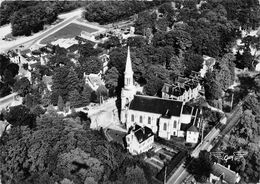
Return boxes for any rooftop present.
[129,95,183,117]
[132,124,153,143]
[212,163,240,184]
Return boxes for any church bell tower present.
[121,47,136,123]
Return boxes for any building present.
[161,77,202,102]
[121,47,200,149]
[84,73,105,91]
[210,163,241,184]
[126,124,154,155]
[126,95,200,141]
[121,47,141,123]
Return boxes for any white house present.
[126,124,154,155]
[186,125,199,144]
[84,73,105,91]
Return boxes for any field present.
[40,23,97,44]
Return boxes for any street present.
[166,100,244,184]
[0,8,83,52]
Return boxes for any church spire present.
[125,46,133,75]
[124,46,134,89]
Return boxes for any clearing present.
[40,23,97,44]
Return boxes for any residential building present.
[84,73,105,91]
[200,55,216,77]
[185,125,199,144]
[210,163,241,184]
[126,124,154,155]
[161,77,202,102]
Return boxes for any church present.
[121,47,200,154]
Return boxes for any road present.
[0,9,83,53]
[166,100,244,184]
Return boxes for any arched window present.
[163,123,167,131]
[131,114,134,122]
[173,121,177,128]
[148,117,151,124]
[140,116,143,123]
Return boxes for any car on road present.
[19,45,24,48]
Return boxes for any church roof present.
[129,95,183,117]
[124,46,133,75]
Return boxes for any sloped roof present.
[133,125,153,143]
[212,163,240,184]
[129,95,183,117]
[182,105,193,114]
[187,125,199,132]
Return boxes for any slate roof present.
[187,125,199,132]
[129,95,183,117]
[212,163,240,184]
[182,105,193,114]
[133,125,153,143]
[172,86,186,97]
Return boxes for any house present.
[185,125,199,144]
[126,124,154,155]
[161,77,202,102]
[98,51,110,74]
[210,163,241,184]
[84,73,105,91]
[200,55,216,78]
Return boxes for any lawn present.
[40,23,97,44]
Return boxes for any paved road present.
[166,101,244,184]
[1,9,82,53]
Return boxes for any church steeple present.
[125,46,133,75]
[124,46,134,89]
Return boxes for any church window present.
[131,114,134,122]
[148,117,151,124]
[163,123,167,131]
[140,116,143,123]
[173,121,177,128]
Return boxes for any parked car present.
[83,107,89,111]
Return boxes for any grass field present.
[40,23,97,44]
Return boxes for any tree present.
[69,89,81,108]
[4,105,36,128]
[144,65,170,96]
[80,56,102,75]
[184,52,203,75]
[58,95,64,111]
[123,166,147,184]
[204,71,223,100]
[127,36,147,48]
[100,36,121,50]
[81,84,92,106]
[13,77,31,97]
[31,105,46,117]
[96,85,108,103]
[185,150,213,182]
[51,66,70,105]
[103,67,119,95]
[66,67,80,92]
